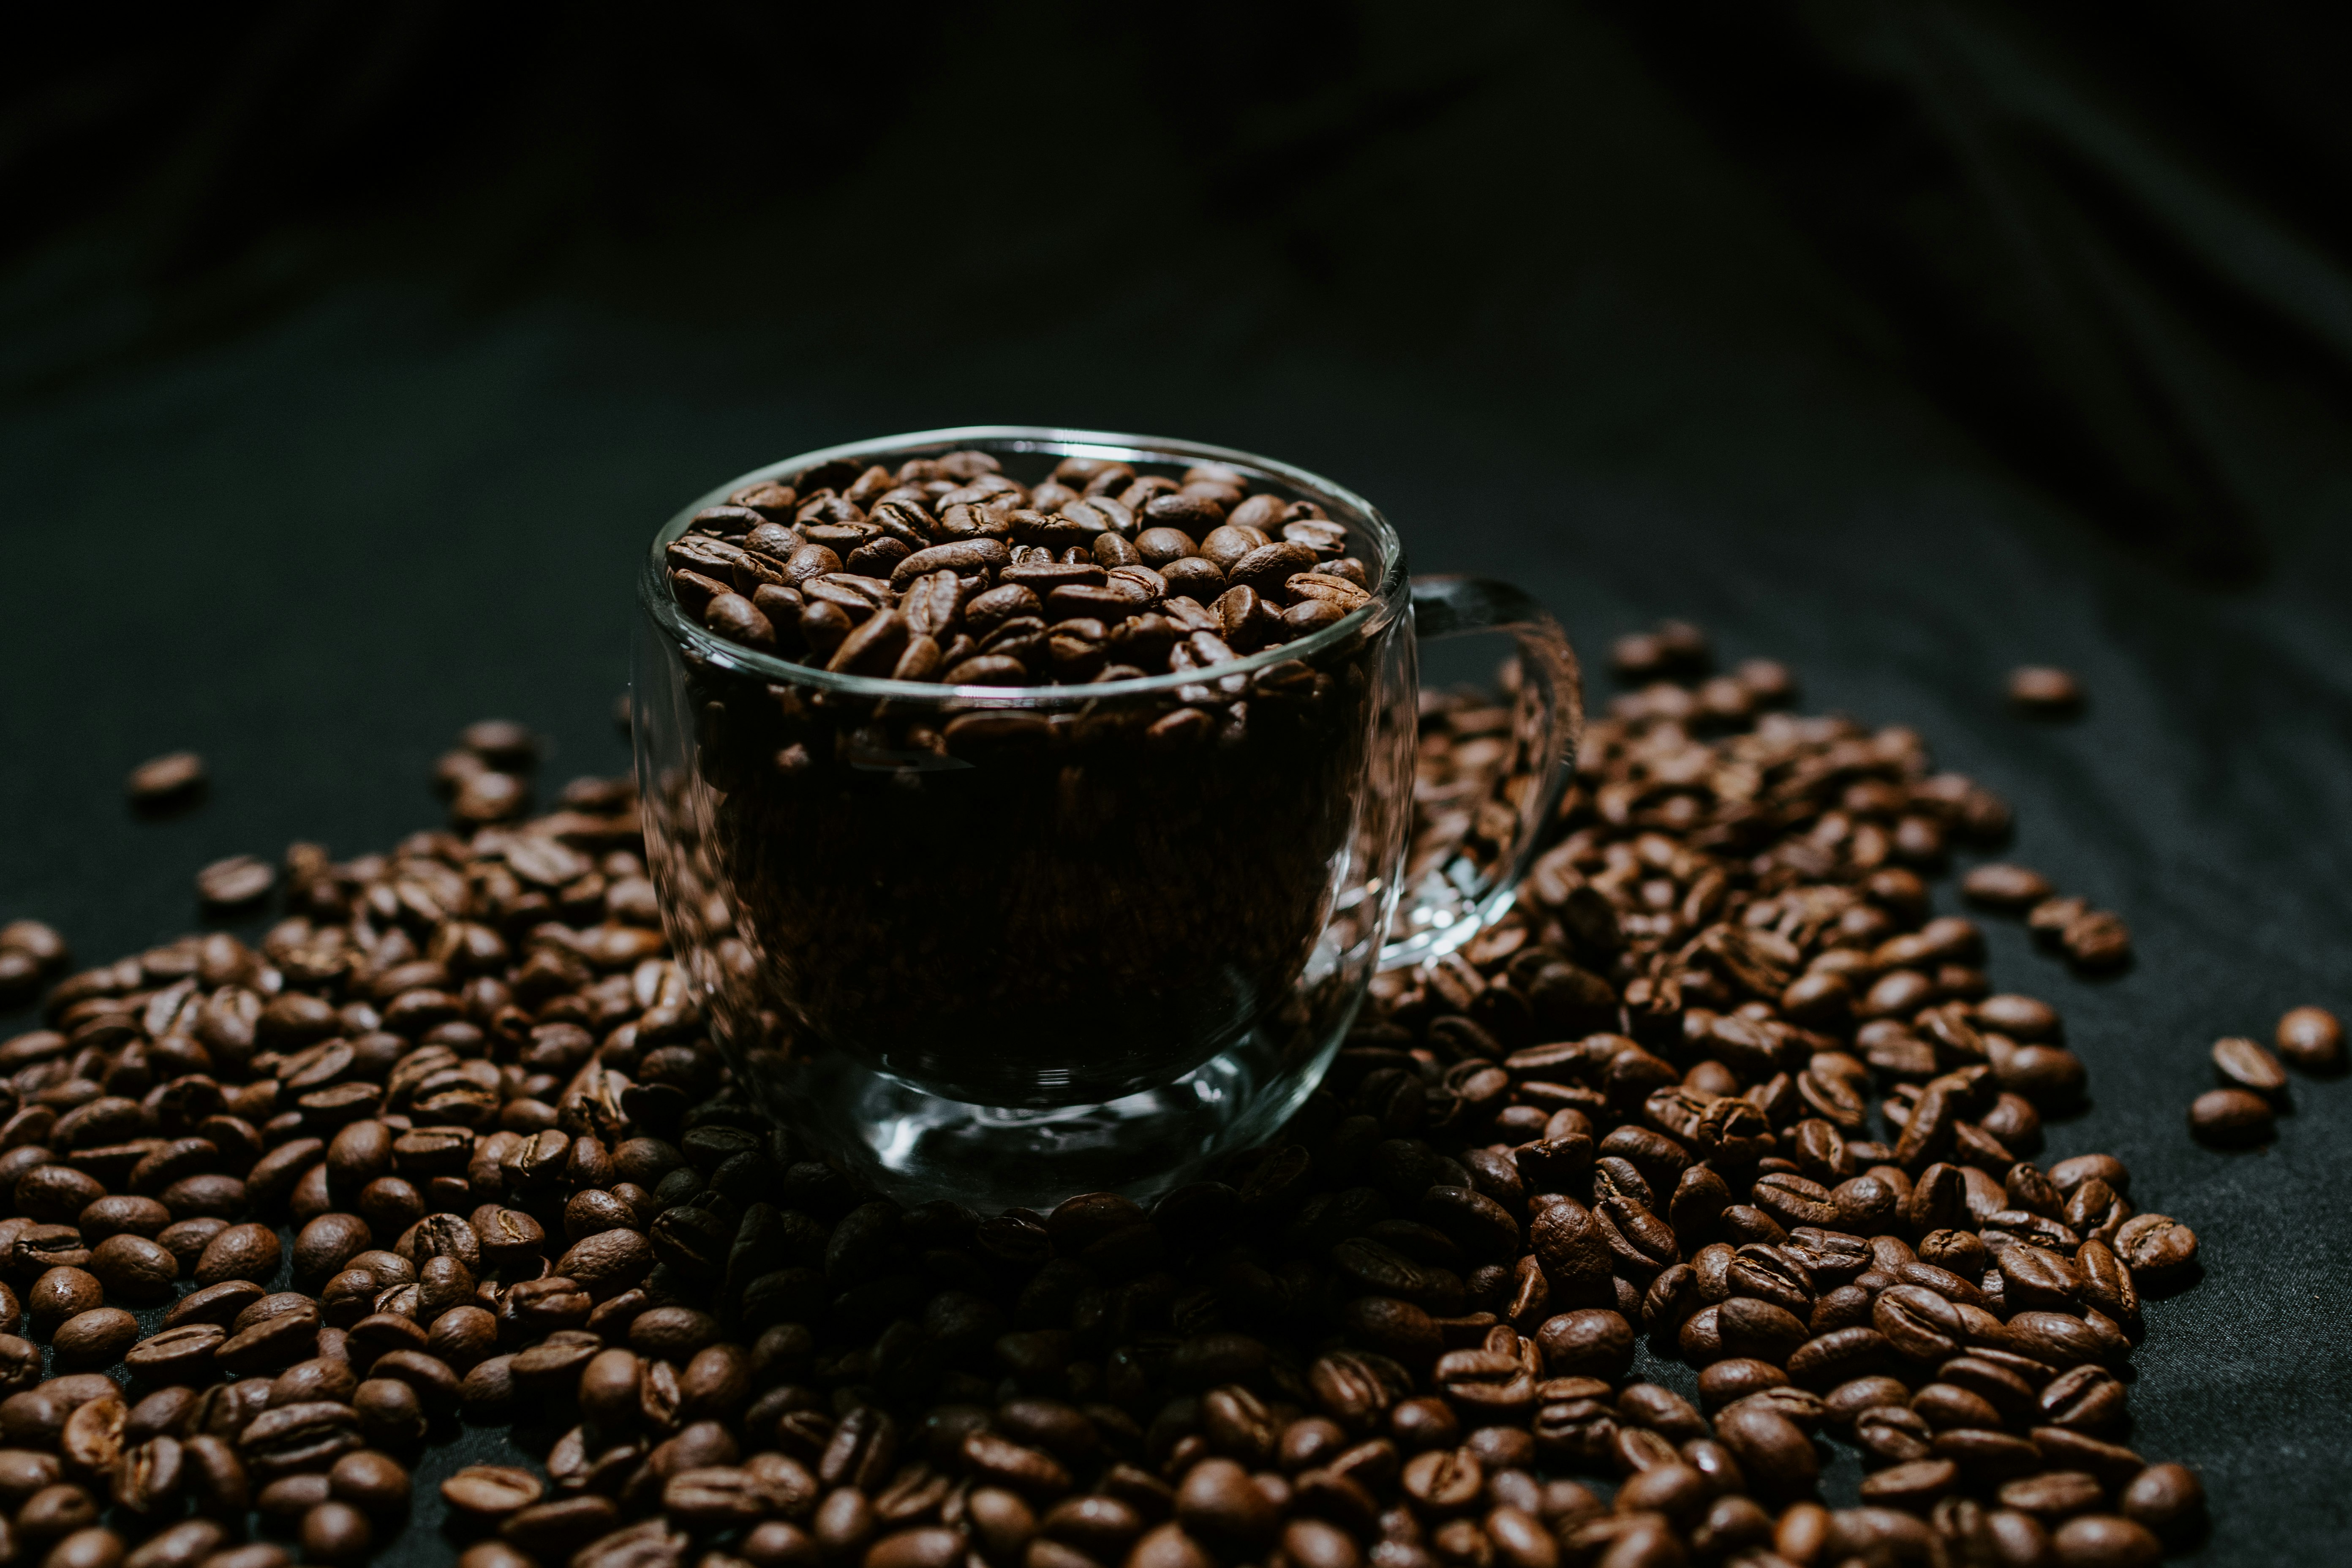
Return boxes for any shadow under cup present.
[633,427,1574,1211]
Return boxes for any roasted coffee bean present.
[127,753,207,810]
[7,609,2241,1567]
[1961,864,2052,910]
[300,1500,373,1564]
[2275,1006,2344,1073]
[240,1401,363,1478]
[2118,1462,2205,1546]
[1533,1311,1632,1381]
[2188,1088,2273,1147]
[2006,666,2081,712]
[1713,1403,1816,1495]
[2050,1514,2162,1568]
[442,1463,545,1520]
[262,1478,335,1526]
[194,1224,281,1285]
[27,1267,104,1332]
[196,856,276,909]
[2209,1036,2288,1098]
[86,1235,177,1304]
[53,1308,140,1367]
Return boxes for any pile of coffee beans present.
[0,621,2244,1568]
[665,452,1375,683]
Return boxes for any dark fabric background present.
[3,3,2348,1560]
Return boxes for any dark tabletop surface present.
[5,3,2351,1560]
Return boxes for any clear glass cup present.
[632,426,1579,1210]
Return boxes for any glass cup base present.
[735,1021,1348,1213]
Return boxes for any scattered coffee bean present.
[126,752,207,810]
[2061,909,2132,969]
[194,856,276,909]
[2008,666,2083,713]
[2275,1006,2344,1074]
[0,613,2238,1568]
[1961,863,2053,910]
[2188,1088,2273,1148]
[2210,1037,2288,1098]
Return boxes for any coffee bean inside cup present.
[668,452,1375,684]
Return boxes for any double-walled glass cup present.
[633,427,1578,1211]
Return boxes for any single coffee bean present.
[301,1499,373,1564]
[327,1449,411,1519]
[2007,666,2082,712]
[196,857,276,909]
[2275,1006,2345,1073]
[195,1223,282,1285]
[2210,1037,2289,1097]
[86,1235,177,1304]
[2049,1514,2161,1568]
[441,1465,544,1519]
[1961,863,2053,910]
[2118,1462,2205,1547]
[1712,1403,1816,1495]
[26,1267,104,1332]
[2187,1088,2273,1147]
[127,753,208,810]
[52,1308,140,1367]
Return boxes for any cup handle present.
[1380,574,1584,970]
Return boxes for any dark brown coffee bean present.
[216,1303,324,1379]
[2117,1462,2204,1547]
[127,753,207,810]
[2188,1088,2272,1147]
[174,1432,246,1520]
[238,1401,362,1479]
[194,1224,280,1285]
[1961,864,2053,910]
[27,1266,103,1332]
[441,1465,543,1519]
[250,1459,327,1522]
[1712,1403,1815,1495]
[1873,1284,1965,1362]
[300,1500,373,1564]
[196,857,275,909]
[556,1228,653,1300]
[270,1359,359,1410]
[52,1308,139,1367]
[167,1279,267,1329]
[85,1236,177,1304]
[1390,1396,1462,1453]
[38,1526,122,1568]
[77,1194,172,1242]
[2209,1036,2288,1097]
[2275,1006,2345,1073]
[117,1518,220,1568]
[2050,1514,2161,1568]
[122,1323,224,1385]
[292,1214,372,1282]
[1395,1446,1481,1516]
[15,1166,105,1225]
[2007,667,2082,712]
[1533,1311,1631,1380]
[1993,1244,2085,1310]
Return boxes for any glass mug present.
[632,427,1579,1211]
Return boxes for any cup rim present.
[640,424,1409,703]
